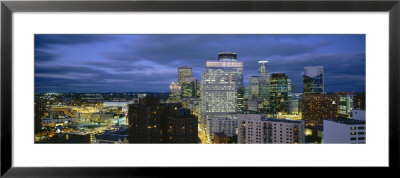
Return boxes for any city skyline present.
[35,34,365,93]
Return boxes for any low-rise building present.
[323,118,366,144]
[238,114,305,144]
[351,109,366,121]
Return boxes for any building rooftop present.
[325,118,365,125]
[264,118,303,124]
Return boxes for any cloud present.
[34,34,365,92]
[35,34,119,49]
[35,50,58,63]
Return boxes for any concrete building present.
[128,98,198,143]
[238,114,305,144]
[323,118,366,144]
[206,118,237,141]
[351,109,366,121]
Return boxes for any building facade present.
[338,92,354,118]
[238,114,305,144]
[181,77,200,98]
[200,52,243,142]
[168,82,182,103]
[302,93,339,126]
[303,66,324,93]
[323,118,366,144]
[128,97,198,143]
[178,66,192,84]
[269,73,292,115]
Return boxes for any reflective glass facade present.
[269,73,291,115]
[303,66,324,93]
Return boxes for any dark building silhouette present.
[128,97,198,143]
[353,92,366,110]
[34,97,48,134]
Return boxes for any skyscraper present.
[269,73,292,115]
[178,66,192,84]
[181,77,200,98]
[201,52,243,142]
[303,66,324,93]
[257,61,270,113]
[250,76,260,98]
[258,61,269,76]
[337,92,354,118]
[168,82,182,103]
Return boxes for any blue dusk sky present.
[34,34,365,93]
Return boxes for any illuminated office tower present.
[201,52,243,141]
[289,93,302,115]
[258,61,270,113]
[269,73,292,115]
[250,76,260,99]
[302,93,339,126]
[181,77,201,98]
[178,66,192,84]
[337,92,354,118]
[168,82,182,103]
[258,61,268,76]
[303,66,324,93]
[218,52,237,61]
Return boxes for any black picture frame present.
[1,0,399,177]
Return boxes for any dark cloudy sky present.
[34,34,365,93]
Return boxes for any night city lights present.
[34,34,366,144]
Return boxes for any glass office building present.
[257,61,270,113]
[269,73,292,115]
[303,66,324,93]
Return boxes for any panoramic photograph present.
[34,34,366,144]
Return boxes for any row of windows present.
[350,126,365,130]
[350,132,365,135]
